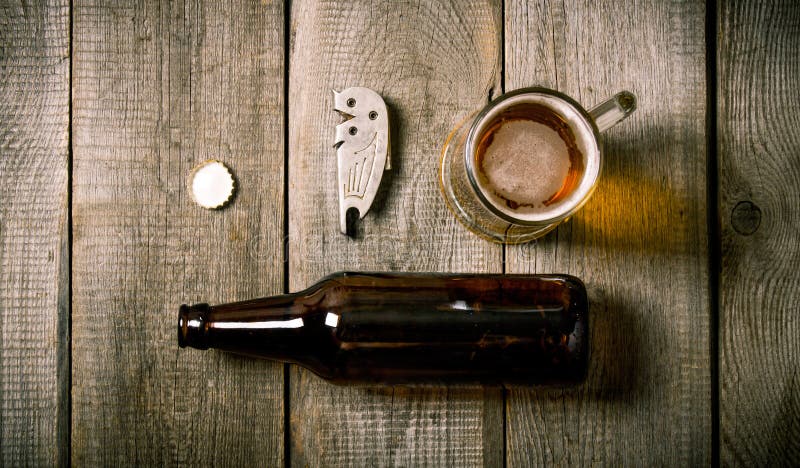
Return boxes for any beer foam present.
[479,119,570,210]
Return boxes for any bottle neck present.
[177,293,327,363]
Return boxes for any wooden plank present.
[72,0,285,465]
[504,0,710,464]
[718,1,800,464]
[0,1,70,466]
[287,0,504,465]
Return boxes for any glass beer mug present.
[439,87,636,244]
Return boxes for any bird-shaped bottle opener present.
[333,87,390,235]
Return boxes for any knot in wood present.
[731,201,761,236]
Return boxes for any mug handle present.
[589,91,637,132]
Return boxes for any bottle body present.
[178,272,589,385]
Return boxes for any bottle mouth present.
[178,304,211,350]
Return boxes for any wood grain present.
[0,1,70,465]
[287,0,503,465]
[72,0,285,465]
[504,0,711,464]
[718,1,800,464]
[6,1,797,463]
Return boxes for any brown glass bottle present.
[178,272,588,385]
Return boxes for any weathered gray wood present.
[0,1,70,465]
[718,1,800,464]
[287,0,504,465]
[504,0,710,464]
[72,0,285,465]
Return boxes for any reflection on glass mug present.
[439,87,636,244]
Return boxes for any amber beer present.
[439,87,636,243]
[178,272,589,385]
[474,102,585,215]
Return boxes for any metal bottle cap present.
[189,160,236,209]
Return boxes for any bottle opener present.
[333,87,390,235]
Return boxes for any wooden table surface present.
[2,0,798,466]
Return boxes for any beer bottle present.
[178,272,588,385]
